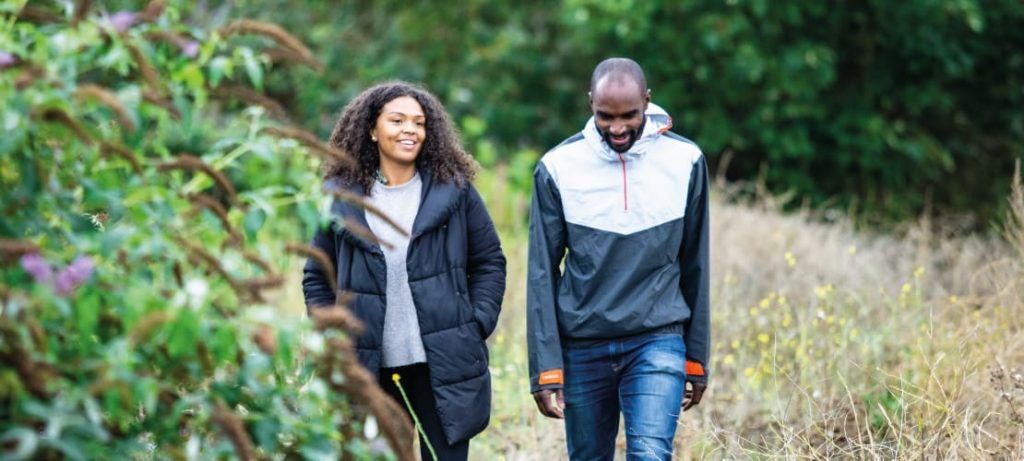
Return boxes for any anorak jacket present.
[527,103,710,392]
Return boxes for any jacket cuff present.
[530,368,564,393]
[686,360,708,383]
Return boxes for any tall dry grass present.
[275,167,1024,459]
[470,170,1024,460]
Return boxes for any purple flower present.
[54,256,95,296]
[110,11,138,33]
[20,253,53,284]
[181,40,200,59]
[0,51,15,69]
[21,253,94,297]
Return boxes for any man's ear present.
[587,91,593,107]
[644,88,652,106]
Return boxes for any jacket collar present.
[324,170,464,252]
[581,102,673,162]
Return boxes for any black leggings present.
[379,363,470,461]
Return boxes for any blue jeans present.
[563,332,686,461]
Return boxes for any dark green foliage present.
[232,0,1024,225]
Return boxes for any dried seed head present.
[144,30,193,52]
[211,402,257,461]
[174,237,243,297]
[241,250,274,275]
[327,188,409,239]
[261,46,324,73]
[0,239,40,258]
[128,311,170,345]
[218,19,315,65]
[100,142,143,174]
[210,85,288,119]
[253,324,277,355]
[320,336,416,459]
[142,90,182,119]
[237,275,285,302]
[341,217,394,251]
[18,7,62,24]
[139,0,166,22]
[157,154,238,204]
[124,41,162,90]
[75,84,135,132]
[285,242,337,295]
[309,303,365,334]
[262,126,353,167]
[34,108,94,145]
[72,0,94,26]
[0,320,52,399]
[185,193,243,246]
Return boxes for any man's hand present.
[682,381,706,411]
[532,389,565,419]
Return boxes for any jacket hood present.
[582,102,673,161]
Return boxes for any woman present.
[302,81,506,460]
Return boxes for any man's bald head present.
[590,57,647,95]
[588,58,650,153]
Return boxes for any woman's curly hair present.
[325,81,477,193]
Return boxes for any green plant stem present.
[392,373,437,461]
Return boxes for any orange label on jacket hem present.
[538,369,563,385]
[686,360,705,376]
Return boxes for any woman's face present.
[371,96,426,167]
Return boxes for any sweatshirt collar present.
[581,102,673,161]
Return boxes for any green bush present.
[0,2,411,459]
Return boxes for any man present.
[527,57,710,460]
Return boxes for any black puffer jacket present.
[302,171,506,444]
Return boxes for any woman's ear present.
[369,129,377,143]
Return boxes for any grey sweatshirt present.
[366,173,427,367]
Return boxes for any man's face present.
[590,78,650,153]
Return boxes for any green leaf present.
[0,427,38,460]
[210,324,238,364]
[243,207,267,240]
[209,56,234,87]
[238,48,263,91]
[75,290,101,344]
[167,308,200,359]
[176,63,206,93]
